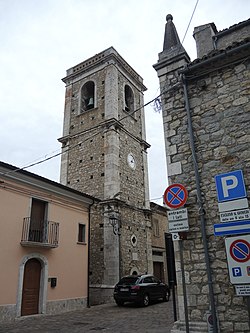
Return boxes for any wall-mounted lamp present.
[109,214,120,235]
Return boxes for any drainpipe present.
[87,200,95,308]
[181,73,219,333]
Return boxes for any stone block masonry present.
[154,15,250,333]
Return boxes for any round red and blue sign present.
[229,239,250,263]
[163,183,188,209]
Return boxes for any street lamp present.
[109,214,120,235]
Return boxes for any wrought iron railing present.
[21,217,59,248]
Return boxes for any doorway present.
[29,199,47,242]
[153,261,165,282]
[21,258,41,316]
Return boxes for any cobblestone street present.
[0,301,174,333]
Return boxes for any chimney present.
[193,23,217,58]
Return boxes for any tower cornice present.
[62,46,147,92]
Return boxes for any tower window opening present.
[124,85,134,113]
[81,81,95,112]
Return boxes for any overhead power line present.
[1,0,200,177]
[181,0,200,44]
[1,82,182,177]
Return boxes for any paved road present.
[0,301,174,333]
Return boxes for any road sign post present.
[164,183,189,332]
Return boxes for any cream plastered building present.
[0,161,97,321]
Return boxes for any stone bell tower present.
[59,47,152,303]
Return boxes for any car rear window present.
[118,277,138,285]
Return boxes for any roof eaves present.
[214,18,250,38]
[181,37,250,75]
[0,161,100,204]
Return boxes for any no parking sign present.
[163,183,188,209]
[225,235,250,284]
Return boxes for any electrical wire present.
[1,0,200,177]
[1,127,102,176]
[181,0,200,44]
[1,0,200,178]
[0,83,181,177]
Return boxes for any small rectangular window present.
[78,224,86,243]
[153,218,160,237]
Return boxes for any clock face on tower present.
[127,153,136,170]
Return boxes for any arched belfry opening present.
[81,81,95,112]
[124,84,134,113]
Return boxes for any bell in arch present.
[125,100,130,112]
[87,97,94,108]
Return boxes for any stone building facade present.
[59,47,153,304]
[154,15,250,333]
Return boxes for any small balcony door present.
[29,199,47,242]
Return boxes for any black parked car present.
[113,274,170,307]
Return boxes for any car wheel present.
[115,300,124,306]
[141,293,150,307]
[163,290,170,302]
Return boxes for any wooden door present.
[153,261,164,282]
[21,259,41,316]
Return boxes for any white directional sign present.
[171,233,180,241]
[169,219,189,233]
[218,198,249,213]
[167,208,188,221]
[168,208,189,233]
[225,235,250,284]
[220,209,250,223]
[214,220,250,236]
[235,285,250,296]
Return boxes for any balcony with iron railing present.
[21,217,59,248]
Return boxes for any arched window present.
[80,81,95,112]
[124,85,134,113]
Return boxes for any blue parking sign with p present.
[215,170,246,202]
[232,267,242,277]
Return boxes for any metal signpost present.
[164,183,189,333]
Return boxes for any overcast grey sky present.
[0,0,249,204]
